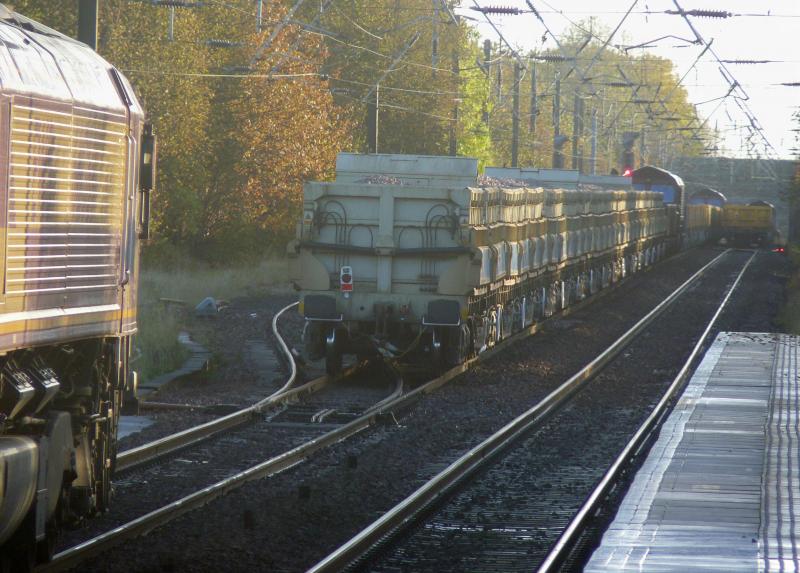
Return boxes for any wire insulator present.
[150,0,205,6]
[533,54,573,62]
[722,59,771,64]
[666,9,731,18]
[223,65,253,74]
[204,39,243,48]
[469,5,522,15]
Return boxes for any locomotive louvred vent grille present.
[7,102,127,295]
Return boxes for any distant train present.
[289,155,701,374]
[636,173,780,248]
[687,185,726,208]
[0,8,154,567]
[721,201,777,247]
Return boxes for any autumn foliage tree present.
[12,0,353,260]
[11,1,709,261]
[204,7,352,255]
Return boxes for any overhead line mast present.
[77,0,98,49]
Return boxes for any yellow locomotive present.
[721,201,777,247]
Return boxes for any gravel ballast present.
[72,248,788,572]
[364,250,781,572]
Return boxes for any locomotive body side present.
[0,10,150,565]
[290,154,669,373]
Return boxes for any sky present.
[454,0,800,159]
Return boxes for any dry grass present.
[140,259,290,305]
[135,259,290,382]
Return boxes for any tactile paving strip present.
[760,333,800,571]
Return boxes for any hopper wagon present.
[288,154,667,374]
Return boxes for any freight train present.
[289,154,681,374]
[684,182,779,247]
[720,201,777,247]
[0,8,153,567]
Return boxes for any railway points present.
[46,249,729,572]
[309,250,754,573]
[42,248,788,573]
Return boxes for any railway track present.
[44,365,402,571]
[308,249,755,573]
[116,301,329,473]
[535,250,760,573]
[42,249,728,572]
[116,249,706,479]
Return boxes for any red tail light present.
[340,266,353,292]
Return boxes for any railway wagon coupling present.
[289,154,677,375]
[0,8,155,569]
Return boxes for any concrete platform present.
[586,332,800,572]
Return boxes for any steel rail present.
[116,301,329,473]
[43,354,405,572]
[363,366,404,417]
[306,249,732,573]
[44,249,714,572]
[536,250,757,573]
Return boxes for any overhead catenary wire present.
[470,0,793,159]
[122,69,324,78]
[470,0,527,70]
[130,0,789,161]
[248,0,305,67]
[670,0,780,159]
[128,0,462,107]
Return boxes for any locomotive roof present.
[0,4,141,113]
[631,165,685,188]
[0,4,81,44]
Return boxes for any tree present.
[11,0,353,258]
[8,3,713,259]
